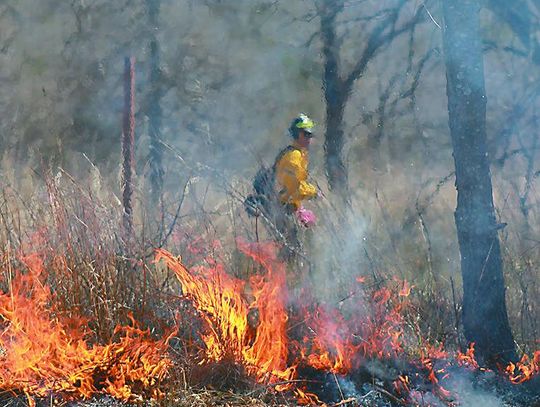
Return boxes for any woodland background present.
[0,0,539,356]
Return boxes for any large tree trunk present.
[318,0,418,201]
[442,0,516,364]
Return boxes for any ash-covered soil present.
[67,397,146,407]
[2,374,539,407]
[0,396,146,407]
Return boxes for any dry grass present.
[0,162,537,405]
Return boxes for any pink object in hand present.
[296,207,316,227]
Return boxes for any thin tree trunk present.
[319,0,349,200]
[122,57,136,237]
[324,100,348,196]
[441,0,516,364]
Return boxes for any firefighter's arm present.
[297,180,318,200]
[277,150,317,203]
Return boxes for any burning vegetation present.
[0,225,538,406]
[0,253,173,406]
[0,171,537,406]
[2,1,539,406]
[155,240,539,406]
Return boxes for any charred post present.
[147,0,164,202]
[122,56,136,237]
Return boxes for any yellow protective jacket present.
[274,143,317,210]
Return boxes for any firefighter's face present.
[297,130,313,148]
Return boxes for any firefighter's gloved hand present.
[296,207,316,227]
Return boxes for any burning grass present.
[155,240,296,390]
[156,240,540,406]
[0,252,173,406]
[0,230,538,406]
[0,174,538,406]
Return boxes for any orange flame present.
[294,387,322,405]
[457,343,479,369]
[157,239,540,403]
[393,374,410,396]
[358,285,408,359]
[155,241,296,388]
[398,280,413,297]
[454,342,540,384]
[157,242,420,388]
[0,254,172,404]
[505,351,540,384]
[301,306,359,374]
[421,357,452,399]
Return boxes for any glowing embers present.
[0,254,172,405]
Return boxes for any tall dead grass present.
[0,158,537,362]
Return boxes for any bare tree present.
[442,0,516,364]
[315,0,423,200]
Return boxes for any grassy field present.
[0,165,538,406]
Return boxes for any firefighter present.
[246,114,319,328]
[275,113,318,217]
[244,113,319,257]
[273,113,318,261]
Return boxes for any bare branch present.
[493,82,540,167]
[421,1,441,29]
[337,8,395,26]
[343,1,423,92]
[159,175,193,248]
[399,47,437,100]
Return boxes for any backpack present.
[244,145,299,217]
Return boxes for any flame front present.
[0,254,172,404]
[156,242,421,397]
[156,241,540,404]
[155,240,296,387]
[0,232,538,406]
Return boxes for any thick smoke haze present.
[0,0,538,362]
